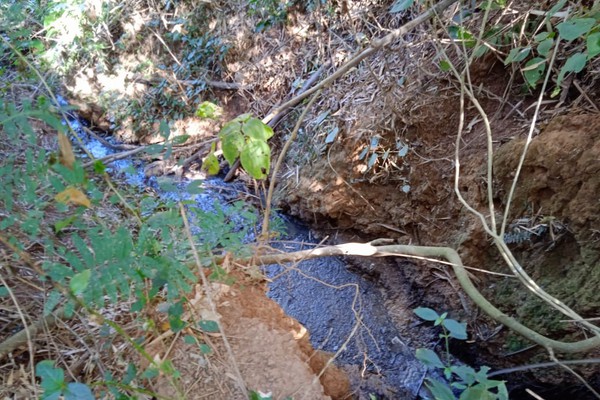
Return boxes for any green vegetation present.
[414,308,508,400]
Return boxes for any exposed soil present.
[146,277,350,400]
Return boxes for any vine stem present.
[260,90,322,239]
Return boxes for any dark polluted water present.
[67,109,435,398]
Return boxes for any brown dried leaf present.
[58,132,75,169]
[55,186,91,208]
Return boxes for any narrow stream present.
[69,111,434,399]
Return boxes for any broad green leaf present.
[0,286,8,297]
[587,32,600,58]
[443,318,467,339]
[504,47,530,64]
[171,134,190,145]
[198,320,220,333]
[425,378,455,400]
[450,365,477,385]
[70,269,91,295]
[522,57,546,88]
[557,18,596,41]
[459,385,492,400]
[415,348,445,368]
[202,152,220,175]
[537,39,554,57]
[534,31,551,42]
[36,361,65,399]
[220,123,244,165]
[240,139,270,179]
[556,52,587,89]
[242,118,274,141]
[439,60,451,71]
[414,307,440,321]
[390,0,414,13]
[64,382,94,400]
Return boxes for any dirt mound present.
[146,279,350,400]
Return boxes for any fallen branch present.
[240,240,600,354]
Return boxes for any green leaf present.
[199,343,212,354]
[556,52,587,89]
[537,39,554,57]
[504,47,530,64]
[425,378,455,400]
[415,348,445,369]
[439,60,451,71]
[70,269,91,295]
[390,0,414,13]
[545,0,567,20]
[144,144,164,155]
[184,335,196,344]
[534,31,551,42]
[459,385,492,400]
[587,32,600,58]
[250,391,273,400]
[219,122,244,165]
[240,139,271,179]
[140,367,159,380]
[242,118,274,141]
[198,320,220,333]
[54,215,78,233]
[557,18,596,41]
[171,135,190,145]
[443,318,467,340]
[196,101,222,119]
[522,57,546,88]
[202,152,220,175]
[0,286,8,297]
[414,307,440,321]
[36,360,65,400]
[92,160,106,174]
[159,120,170,139]
[64,382,94,400]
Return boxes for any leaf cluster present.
[413,308,507,400]
[203,113,274,180]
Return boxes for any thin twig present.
[260,90,322,239]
